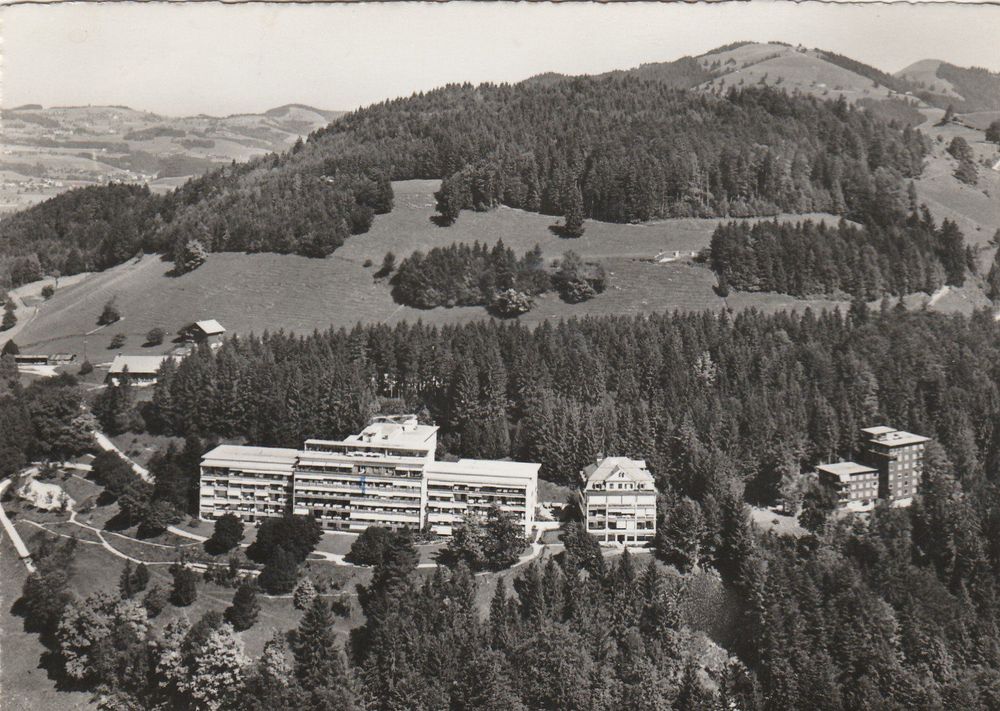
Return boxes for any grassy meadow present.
[12,180,851,359]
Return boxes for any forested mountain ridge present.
[0,73,931,291]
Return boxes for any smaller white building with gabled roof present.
[582,456,657,546]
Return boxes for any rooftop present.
[862,426,930,447]
[343,415,439,449]
[817,461,878,483]
[426,458,540,481]
[194,319,226,335]
[201,444,299,473]
[860,425,896,436]
[108,354,180,375]
[583,457,655,485]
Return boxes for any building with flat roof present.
[859,426,929,507]
[425,459,539,536]
[816,426,930,510]
[582,457,657,546]
[200,445,299,520]
[816,461,879,511]
[199,415,539,535]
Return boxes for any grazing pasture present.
[11,180,853,358]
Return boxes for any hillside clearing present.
[10,180,854,356]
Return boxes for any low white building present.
[582,457,657,546]
[199,415,539,535]
[816,461,879,512]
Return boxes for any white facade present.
[199,415,539,535]
[583,457,657,546]
[816,461,879,512]
[425,459,539,536]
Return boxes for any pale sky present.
[3,1,999,117]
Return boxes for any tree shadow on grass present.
[548,224,583,239]
[102,509,133,532]
[8,597,88,690]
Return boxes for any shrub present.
[374,251,396,278]
[559,279,597,304]
[173,239,208,274]
[98,297,121,325]
[78,360,93,375]
[491,288,533,318]
[987,120,1000,144]
[145,327,166,346]
[293,577,317,610]
[41,285,55,299]
[1,339,17,355]
[143,585,168,617]
[1,309,16,332]
[109,334,126,350]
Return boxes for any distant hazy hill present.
[0,103,344,212]
[896,59,1000,112]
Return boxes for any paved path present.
[0,479,36,573]
[93,431,152,482]
[166,524,208,542]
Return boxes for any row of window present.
[588,521,655,530]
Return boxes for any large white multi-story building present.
[582,457,657,546]
[199,415,539,535]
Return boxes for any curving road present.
[0,478,36,573]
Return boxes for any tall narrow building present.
[858,426,929,507]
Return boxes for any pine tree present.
[170,563,198,606]
[985,233,1000,302]
[655,497,704,573]
[454,649,528,711]
[674,658,716,711]
[119,560,135,599]
[561,181,585,238]
[293,597,353,696]
[133,563,150,593]
[717,492,757,595]
[225,582,260,632]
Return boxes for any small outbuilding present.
[182,319,227,347]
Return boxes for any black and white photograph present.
[1,1,999,708]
